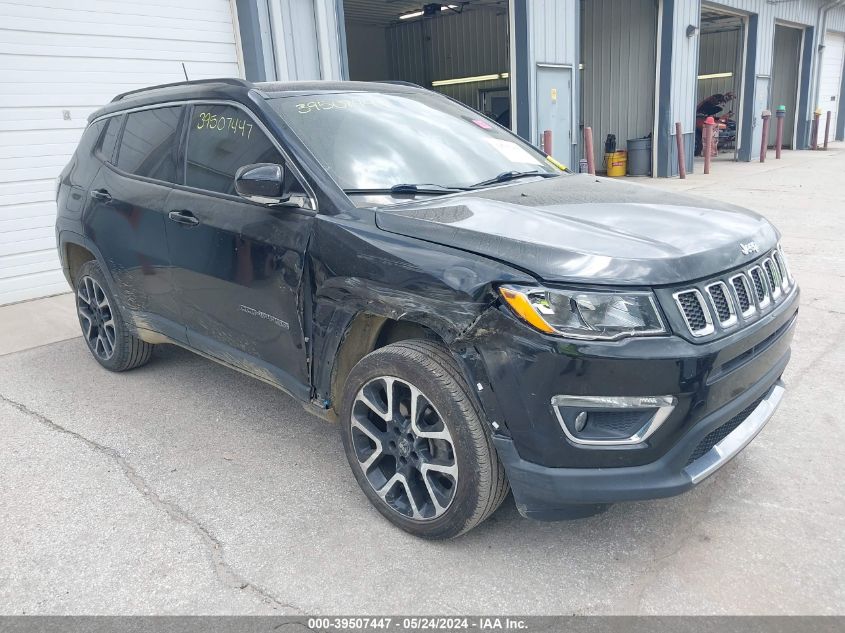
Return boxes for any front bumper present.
[495,375,785,520]
[458,282,798,520]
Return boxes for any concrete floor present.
[0,293,77,356]
[1,146,843,615]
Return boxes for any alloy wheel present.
[77,275,116,361]
[351,376,458,521]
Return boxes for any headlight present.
[499,284,666,340]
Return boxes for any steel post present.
[584,127,595,175]
[675,122,686,179]
[760,111,771,163]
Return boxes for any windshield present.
[266,90,559,192]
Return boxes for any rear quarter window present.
[116,106,183,183]
[94,115,122,163]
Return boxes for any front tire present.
[75,259,154,372]
[340,340,509,539]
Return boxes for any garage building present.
[2,0,845,305]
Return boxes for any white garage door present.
[0,0,242,305]
[817,31,845,145]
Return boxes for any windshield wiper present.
[344,183,468,196]
[470,170,558,189]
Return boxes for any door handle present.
[89,188,112,202]
[168,209,199,226]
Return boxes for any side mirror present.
[234,163,288,204]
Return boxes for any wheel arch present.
[59,231,113,287]
[328,312,445,417]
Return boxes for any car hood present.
[374,174,779,285]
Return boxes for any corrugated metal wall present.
[703,0,823,157]
[268,0,320,79]
[712,0,815,72]
[386,7,509,109]
[669,0,701,133]
[769,24,802,147]
[664,0,700,176]
[698,29,742,99]
[524,0,579,166]
[267,0,344,80]
[258,0,845,174]
[524,0,845,172]
[581,0,658,168]
[345,22,389,81]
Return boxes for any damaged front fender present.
[307,213,534,421]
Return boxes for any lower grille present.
[686,395,766,466]
[585,410,650,433]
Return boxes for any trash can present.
[627,137,652,176]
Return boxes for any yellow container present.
[605,150,627,177]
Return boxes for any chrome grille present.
[763,258,782,299]
[669,248,795,338]
[773,249,791,286]
[673,289,714,337]
[730,273,755,317]
[749,266,771,308]
[706,282,737,327]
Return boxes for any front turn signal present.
[499,286,556,334]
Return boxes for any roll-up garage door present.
[0,0,242,305]
[818,31,845,145]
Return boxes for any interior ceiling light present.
[697,71,734,80]
[399,4,458,20]
[432,72,508,86]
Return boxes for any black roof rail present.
[111,78,252,102]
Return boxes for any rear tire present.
[75,259,153,372]
[340,339,508,539]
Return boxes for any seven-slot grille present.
[672,248,794,338]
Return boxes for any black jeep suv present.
[56,79,798,538]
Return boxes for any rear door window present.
[116,106,183,183]
[185,104,284,196]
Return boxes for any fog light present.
[551,395,677,446]
[574,411,588,432]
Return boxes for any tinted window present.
[95,116,121,162]
[186,105,283,196]
[77,120,104,157]
[116,106,182,182]
[267,91,556,191]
